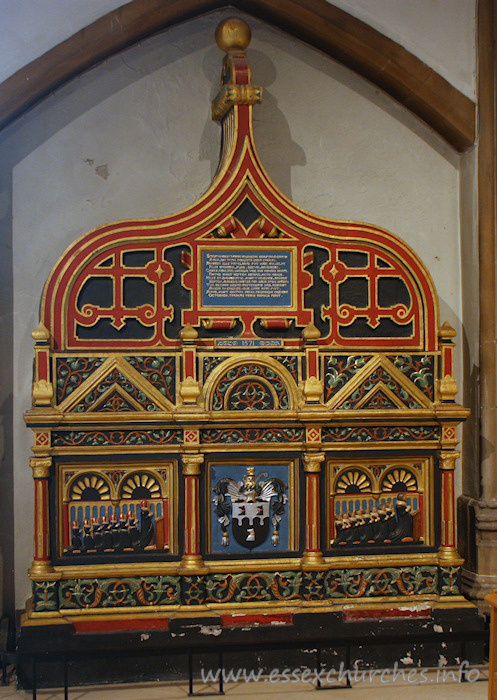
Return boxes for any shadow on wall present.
[200,45,306,195]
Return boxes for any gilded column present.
[439,450,462,564]
[29,457,55,577]
[178,324,202,408]
[302,452,325,568]
[302,322,323,404]
[31,323,53,406]
[179,453,208,572]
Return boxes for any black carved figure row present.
[68,500,155,553]
[331,495,419,546]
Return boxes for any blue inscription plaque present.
[202,250,292,307]
[215,339,283,348]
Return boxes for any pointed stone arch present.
[0,0,474,151]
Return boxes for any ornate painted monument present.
[23,18,474,635]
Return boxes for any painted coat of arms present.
[213,467,288,549]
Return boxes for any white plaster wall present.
[332,0,477,100]
[0,1,476,100]
[3,10,466,607]
[0,0,124,83]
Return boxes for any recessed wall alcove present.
[0,7,478,627]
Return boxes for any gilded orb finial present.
[303,321,321,341]
[179,323,198,341]
[32,321,50,342]
[215,17,251,53]
[439,321,457,340]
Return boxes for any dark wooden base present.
[14,606,487,692]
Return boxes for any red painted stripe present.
[307,349,318,377]
[443,346,453,376]
[73,618,170,634]
[163,499,169,548]
[184,348,195,378]
[221,613,293,627]
[343,607,431,622]
[37,348,49,382]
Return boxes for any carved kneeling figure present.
[331,495,416,547]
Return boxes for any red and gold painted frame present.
[325,455,435,549]
[56,460,178,558]
[39,83,438,352]
[23,19,468,623]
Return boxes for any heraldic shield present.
[213,467,288,550]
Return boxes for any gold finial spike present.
[179,323,198,341]
[215,17,251,53]
[439,321,456,340]
[32,322,50,342]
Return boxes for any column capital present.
[30,456,51,478]
[439,450,460,470]
[303,452,325,472]
[182,453,204,475]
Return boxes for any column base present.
[301,551,325,569]
[458,493,497,610]
[462,568,497,613]
[178,554,209,574]
[438,546,464,566]
[457,495,497,612]
[28,560,58,579]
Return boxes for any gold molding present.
[177,554,209,573]
[28,562,60,580]
[32,321,50,343]
[302,376,323,403]
[32,380,54,406]
[438,547,464,566]
[437,374,459,402]
[179,376,202,405]
[51,550,444,579]
[22,596,474,624]
[179,323,198,341]
[439,321,456,341]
